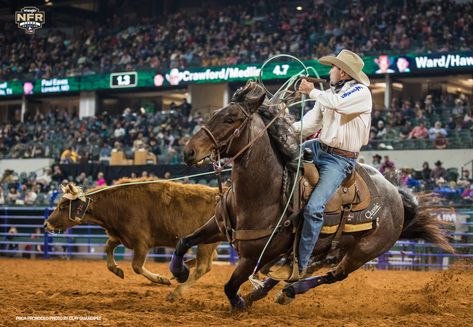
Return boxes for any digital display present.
[0,51,470,97]
[110,72,137,88]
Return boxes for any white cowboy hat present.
[318,49,370,86]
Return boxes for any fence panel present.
[0,206,471,270]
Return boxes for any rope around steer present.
[84,168,232,196]
[248,54,324,289]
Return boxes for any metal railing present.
[0,207,238,264]
[0,206,472,270]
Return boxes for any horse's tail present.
[398,188,455,253]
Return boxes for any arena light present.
[296,6,303,11]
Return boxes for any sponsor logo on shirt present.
[340,86,363,99]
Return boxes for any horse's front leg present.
[224,256,257,311]
[170,216,225,282]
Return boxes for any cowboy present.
[292,49,372,277]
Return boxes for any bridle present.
[199,100,288,194]
[200,102,252,160]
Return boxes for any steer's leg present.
[170,216,225,283]
[132,245,171,285]
[167,243,218,301]
[105,237,124,279]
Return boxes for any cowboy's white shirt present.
[292,80,372,153]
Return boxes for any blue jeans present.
[298,139,356,270]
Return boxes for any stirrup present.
[267,261,305,282]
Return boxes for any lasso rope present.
[84,168,232,196]
[248,55,324,289]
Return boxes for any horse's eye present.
[224,117,234,124]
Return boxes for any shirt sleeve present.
[291,103,323,138]
[309,85,372,115]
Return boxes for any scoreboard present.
[110,72,137,88]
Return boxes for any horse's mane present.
[232,81,299,164]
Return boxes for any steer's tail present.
[398,188,455,253]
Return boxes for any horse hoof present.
[275,291,294,305]
[230,296,246,311]
[114,267,124,279]
[175,265,190,283]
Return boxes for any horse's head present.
[184,81,266,165]
[44,183,92,233]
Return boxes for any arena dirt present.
[0,258,471,326]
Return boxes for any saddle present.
[297,161,379,234]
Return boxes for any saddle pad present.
[320,202,381,234]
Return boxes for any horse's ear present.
[231,81,252,102]
[247,91,265,113]
[244,82,266,113]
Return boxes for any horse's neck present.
[232,123,283,204]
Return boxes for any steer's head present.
[44,183,92,233]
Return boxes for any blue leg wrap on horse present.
[248,278,279,302]
[169,254,190,283]
[284,275,332,297]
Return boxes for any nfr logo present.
[15,7,45,34]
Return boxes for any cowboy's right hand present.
[299,79,315,95]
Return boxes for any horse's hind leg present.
[105,237,124,279]
[170,216,225,283]
[132,245,171,285]
[167,243,218,301]
[277,254,364,305]
[243,277,280,307]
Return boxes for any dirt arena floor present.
[0,258,472,326]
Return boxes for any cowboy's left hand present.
[299,79,315,95]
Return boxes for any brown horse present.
[44,179,222,301]
[170,81,453,309]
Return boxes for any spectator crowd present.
[0,0,471,206]
[0,0,471,81]
[368,91,472,150]
[0,100,199,164]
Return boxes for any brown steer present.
[44,179,221,300]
